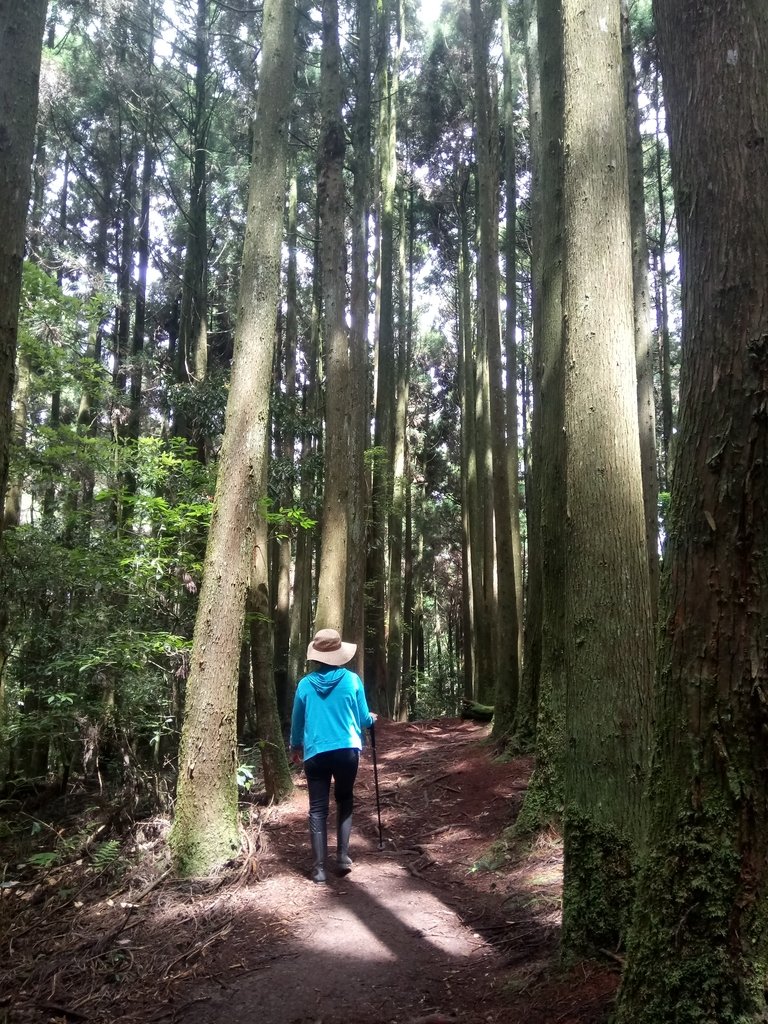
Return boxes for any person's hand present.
[370,713,378,724]
[290,747,303,765]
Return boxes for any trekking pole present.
[369,722,385,850]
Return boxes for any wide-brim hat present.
[307,628,357,666]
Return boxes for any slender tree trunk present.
[367,0,402,711]
[170,0,295,876]
[176,0,210,442]
[622,0,660,615]
[457,219,475,701]
[469,0,519,737]
[618,3,768,1019]
[515,0,543,752]
[273,164,298,730]
[314,0,350,632]
[653,64,673,492]
[288,203,321,691]
[346,0,373,672]
[388,185,411,719]
[129,35,156,458]
[500,0,524,691]
[560,0,654,954]
[458,180,492,699]
[249,503,292,802]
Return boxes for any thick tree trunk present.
[560,0,654,954]
[617,4,768,1020]
[170,0,295,876]
[0,0,47,535]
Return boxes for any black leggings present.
[304,748,360,818]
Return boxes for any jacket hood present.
[305,667,347,698]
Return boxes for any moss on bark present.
[561,809,635,957]
[617,801,768,1024]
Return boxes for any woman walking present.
[290,628,377,882]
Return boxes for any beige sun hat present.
[306,628,357,666]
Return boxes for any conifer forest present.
[0,0,767,1021]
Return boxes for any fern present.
[91,839,121,869]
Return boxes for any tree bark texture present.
[500,0,525,692]
[561,0,654,954]
[515,0,566,831]
[177,0,210,394]
[346,0,373,670]
[621,0,660,616]
[0,0,47,536]
[469,0,519,727]
[515,0,544,751]
[314,0,350,634]
[169,0,295,876]
[617,3,768,1020]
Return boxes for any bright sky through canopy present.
[419,0,443,26]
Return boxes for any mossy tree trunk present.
[169,0,296,877]
[617,3,768,1021]
[560,0,654,955]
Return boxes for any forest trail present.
[2,720,618,1024]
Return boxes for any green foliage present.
[26,850,61,869]
[90,839,121,870]
[1,349,211,785]
[410,670,460,720]
[236,762,255,793]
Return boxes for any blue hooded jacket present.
[290,666,374,761]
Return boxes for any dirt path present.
[2,719,619,1024]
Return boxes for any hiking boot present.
[336,798,353,874]
[309,812,327,883]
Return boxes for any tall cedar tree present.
[469,0,519,738]
[170,0,296,876]
[314,0,350,633]
[513,0,566,833]
[617,3,768,1020]
[560,0,654,954]
[0,1,48,540]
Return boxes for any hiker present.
[290,628,377,883]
